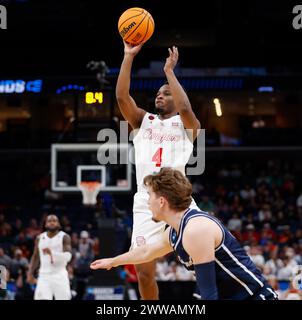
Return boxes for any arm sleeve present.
[194,261,218,300]
[52,252,72,264]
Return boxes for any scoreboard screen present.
[78,91,112,120]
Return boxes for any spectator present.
[227,213,242,232]
[258,204,272,223]
[175,262,195,281]
[10,248,29,280]
[240,184,256,201]
[0,248,12,270]
[156,256,171,281]
[0,214,11,239]
[11,219,23,238]
[25,219,41,239]
[265,251,283,276]
[242,224,260,244]
[198,195,215,212]
[77,231,94,261]
[277,257,295,281]
[259,223,277,245]
[297,192,302,208]
[249,245,265,269]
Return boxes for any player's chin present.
[47,227,58,232]
[155,106,165,114]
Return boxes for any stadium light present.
[213,98,222,117]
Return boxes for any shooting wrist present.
[124,52,135,60]
[164,68,174,76]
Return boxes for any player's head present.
[155,84,176,116]
[45,214,61,232]
[144,168,192,222]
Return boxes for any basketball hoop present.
[79,181,102,205]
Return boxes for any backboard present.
[51,143,132,192]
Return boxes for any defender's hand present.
[164,46,179,73]
[90,258,116,270]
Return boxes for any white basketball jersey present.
[38,231,67,275]
[133,113,193,192]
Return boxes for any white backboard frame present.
[51,143,132,192]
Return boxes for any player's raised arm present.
[90,228,173,270]
[116,41,146,129]
[182,217,220,300]
[27,236,40,284]
[164,46,201,140]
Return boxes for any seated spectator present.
[0,214,12,240]
[278,226,293,245]
[227,213,242,232]
[156,256,171,281]
[297,191,302,208]
[198,195,215,212]
[25,219,41,239]
[265,250,284,276]
[277,256,296,281]
[11,219,23,238]
[61,215,72,234]
[259,223,277,245]
[249,245,265,269]
[258,204,272,223]
[175,262,195,281]
[242,224,260,244]
[240,184,256,201]
[10,248,29,280]
[0,247,12,270]
[74,231,95,276]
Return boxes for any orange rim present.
[80,181,101,191]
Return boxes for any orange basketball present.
[118,7,154,46]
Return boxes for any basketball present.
[118,7,154,46]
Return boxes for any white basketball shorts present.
[34,272,71,300]
[131,191,200,248]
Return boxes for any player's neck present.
[165,208,189,235]
[158,112,178,120]
[47,230,59,238]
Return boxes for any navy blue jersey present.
[169,208,269,300]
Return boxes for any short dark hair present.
[161,81,188,94]
[144,168,192,211]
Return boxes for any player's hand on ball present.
[90,258,115,270]
[164,46,179,73]
[123,41,143,57]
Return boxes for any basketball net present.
[79,182,102,205]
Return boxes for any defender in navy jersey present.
[91,168,278,300]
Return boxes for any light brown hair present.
[144,168,192,211]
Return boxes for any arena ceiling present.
[1,0,301,76]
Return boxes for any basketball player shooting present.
[91,168,278,300]
[115,41,201,299]
[27,215,72,300]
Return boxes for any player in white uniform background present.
[27,215,72,300]
[116,41,201,299]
